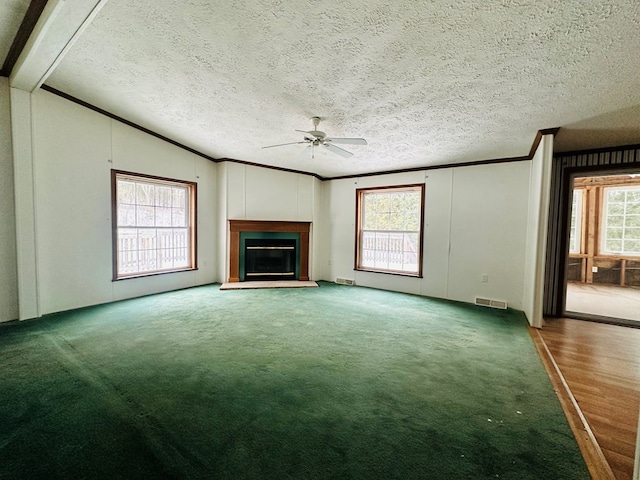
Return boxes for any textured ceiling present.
[0,0,30,69]
[36,0,640,176]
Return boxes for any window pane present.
[405,212,419,231]
[607,215,624,227]
[627,202,640,215]
[391,194,403,215]
[118,180,136,204]
[390,211,404,230]
[607,228,623,240]
[118,204,136,227]
[136,183,154,206]
[173,188,186,208]
[625,227,640,240]
[608,190,625,202]
[606,239,622,252]
[172,207,187,227]
[629,190,640,202]
[364,212,377,230]
[137,205,155,227]
[155,186,172,207]
[377,194,390,213]
[607,203,624,215]
[158,248,173,269]
[374,249,388,269]
[156,207,172,227]
[157,229,173,249]
[625,215,640,228]
[624,240,640,253]
[118,228,137,251]
[377,213,390,230]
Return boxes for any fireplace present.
[228,220,310,282]
[244,237,297,281]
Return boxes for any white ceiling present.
[0,0,29,66]
[5,0,640,177]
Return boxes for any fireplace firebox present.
[244,238,297,281]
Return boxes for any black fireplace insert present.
[244,238,297,281]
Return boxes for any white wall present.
[522,135,554,327]
[7,86,539,317]
[0,78,18,322]
[448,162,530,309]
[17,90,218,316]
[218,161,322,281]
[324,162,532,310]
[216,161,229,283]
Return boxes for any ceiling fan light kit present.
[263,117,367,159]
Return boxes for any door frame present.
[544,144,640,319]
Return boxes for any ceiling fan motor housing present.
[307,130,326,142]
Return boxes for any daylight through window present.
[602,186,640,256]
[112,171,196,279]
[356,184,424,276]
[569,189,583,254]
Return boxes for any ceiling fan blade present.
[327,137,368,145]
[295,129,318,141]
[324,143,353,158]
[262,141,307,149]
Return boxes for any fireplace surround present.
[228,220,310,282]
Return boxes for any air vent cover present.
[335,277,354,286]
[475,296,508,309]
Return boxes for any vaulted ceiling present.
[3,0,640,177]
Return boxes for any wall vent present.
[335,277,355,286]
[474,297,508,309]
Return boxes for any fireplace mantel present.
[228,220,310,282]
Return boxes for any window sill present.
[113,267,197,281]
[355,267,422,279]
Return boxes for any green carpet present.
[0,282,588,479]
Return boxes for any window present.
[569,189,583,254]
[602,186,640,256]
[356,184,425,276]
[112,170,196,279]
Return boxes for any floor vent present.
[335,277,355,286]
[475,297,508,309]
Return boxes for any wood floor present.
[535,318,640,480]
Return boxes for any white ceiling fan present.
[262,117,367,159]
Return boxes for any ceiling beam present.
[1,0,48,77]
[10,0,109,92]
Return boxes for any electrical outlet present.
[481,274,489,283]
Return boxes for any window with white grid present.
[602,186,640,256]
[356,184,424,276]
[112,170,196,279]
[569,189,583,254]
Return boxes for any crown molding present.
[40,85,561,182]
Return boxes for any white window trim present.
[601,185,640,257]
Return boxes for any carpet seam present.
[42,331,214,478]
